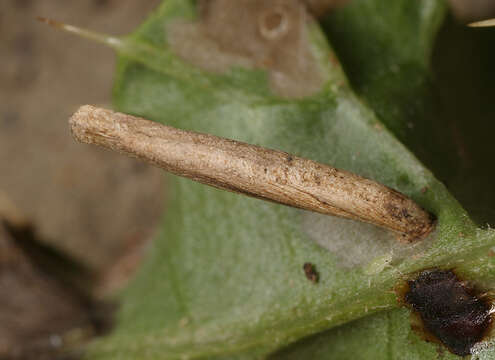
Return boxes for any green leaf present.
[272,309,448,360]
[320,0,457,180]
[81,0,495,359]
[321,1,495,226]
[272,1,495,359]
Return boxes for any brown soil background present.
[1,1,161,358]
[1,0,163,271]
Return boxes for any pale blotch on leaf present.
[166,0,326,98]
[166,20,254,72]
[363,253,393,275]
[303,213,431,269]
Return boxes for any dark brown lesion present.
[403,269,493,356]
[303,262,319,283]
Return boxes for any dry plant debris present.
[69,105,434,242]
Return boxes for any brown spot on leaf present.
[403,269,493,356]
[303,262,319,283]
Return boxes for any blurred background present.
[1,0,495,359]
[1,1,163,359]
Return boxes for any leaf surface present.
[85,0,495,358]
[272,1,495,359]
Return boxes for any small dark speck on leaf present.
[303,262,318,283]
[404,269,493,356]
